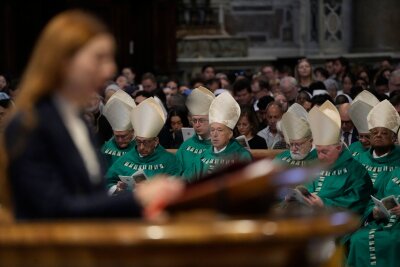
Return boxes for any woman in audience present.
[295,58,314,92]
[235,107,267,149]
[0,10,183,220]
[160,108,189,149]
[341,72,355,95]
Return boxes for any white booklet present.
[118,169,148,187]
[236,135,251,150]
[182,127,195,141]
[371,195,399,218]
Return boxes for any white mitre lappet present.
[186,86,215,116]
[348,90,380,134]
[308,100,341,146]
[209,91,240,130]
[367,99,400,133]
[130,97,166,138]
[281,103,311,143]
[102,89,136,131]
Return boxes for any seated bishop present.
[300,101,373,216]
[274,103,317,167]
[183,92,252,181]
[176,86,214,178]
[106,97,181,194]
[101,90,136,167]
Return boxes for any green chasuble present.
[348,141,367,157]
[354,146,400,195]
[305,149,373,215]
[347,172,400,267]
[176,134,211,176]
[274,149,318,167]
[101,137,135,167]
[105,144,181,189]
[183,139,252,182]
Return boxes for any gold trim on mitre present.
[130,97,166,138]
[107,89,136,109]
[281,103,311,142]
[367,99,400,133]
[349,100,374,134]
[209,91,240,130]
[308,100,341,145]
[353,90,379,107]
[186,86,215,115]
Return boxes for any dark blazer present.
[5,97,142,220]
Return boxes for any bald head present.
[338,103,354,132]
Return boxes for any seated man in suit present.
[176,86,214,177]
[298,101,373,216]
[338,103,358,147]
[348,90,380,157]
[184,92,252,181]
[274,103,317,167]
[106,97,181,194]
[101,90,136,167]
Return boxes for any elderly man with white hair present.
[279,76,299,106]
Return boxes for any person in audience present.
[122,67,136,87]
[184,92,252,181]
[296,90,313,111]
[106,97,181,194]
[388,69,400,94]
[341,72,355,95]
[101,90,136,167]
[333,56,349,84]
[141,72,158,93]
[354,100,400,195]
[201,65,216,81]
[176,86,214,177]
[374,75,390,97]
[301,100,372,215]
[161,108,189,149]
[338,103,359,146]
[260,64,276,81]
[235,106,267,149]
[133,90,152,105]
[0,93,13,133]
[165,79,179,95]
[1,10,183,220]
[295,58,314,92]
[275,103,317,167]
[348,90,380,157]
[273,92,288,112]
[334,94,351,105]
[233,78,254,106]
[313,67,329,82]
[279,76,299,106]
[323,78,339,100]
[103,83,120,103]
[257,102,284,148]
[324,59,335,77]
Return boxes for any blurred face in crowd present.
[355,78,367,90]
[170,115,183,132]
[342,76,353,95]
[0,76,7,90]
[316,144,342,165]
[297,60,312,79]
[64,34,116,104]
[389,74,400,93]
[338,103,354,133]
[280,81,298,102]
[375,84,389,95]
[325,61,334,76]
[265,104,283,132]
[142,78,157,92]
[333,60,344,75]
[274,93,288,112]
[261,66,275,80]
[116,75,128,89]
[314,70,326,82]
[358,133,371,149]
[114,129,134,149]
[122,68,135,84]
[370,127,395,150]
[235,89,253,106]
[191,115,210,137]
[163,87,173,103]
[237,116,252,138]
[210,122,233,151]
[166,81,178,95]
[289,137,313,160]
[136,136,159,157]
[202,67,215,80]
[86,92,102,113]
